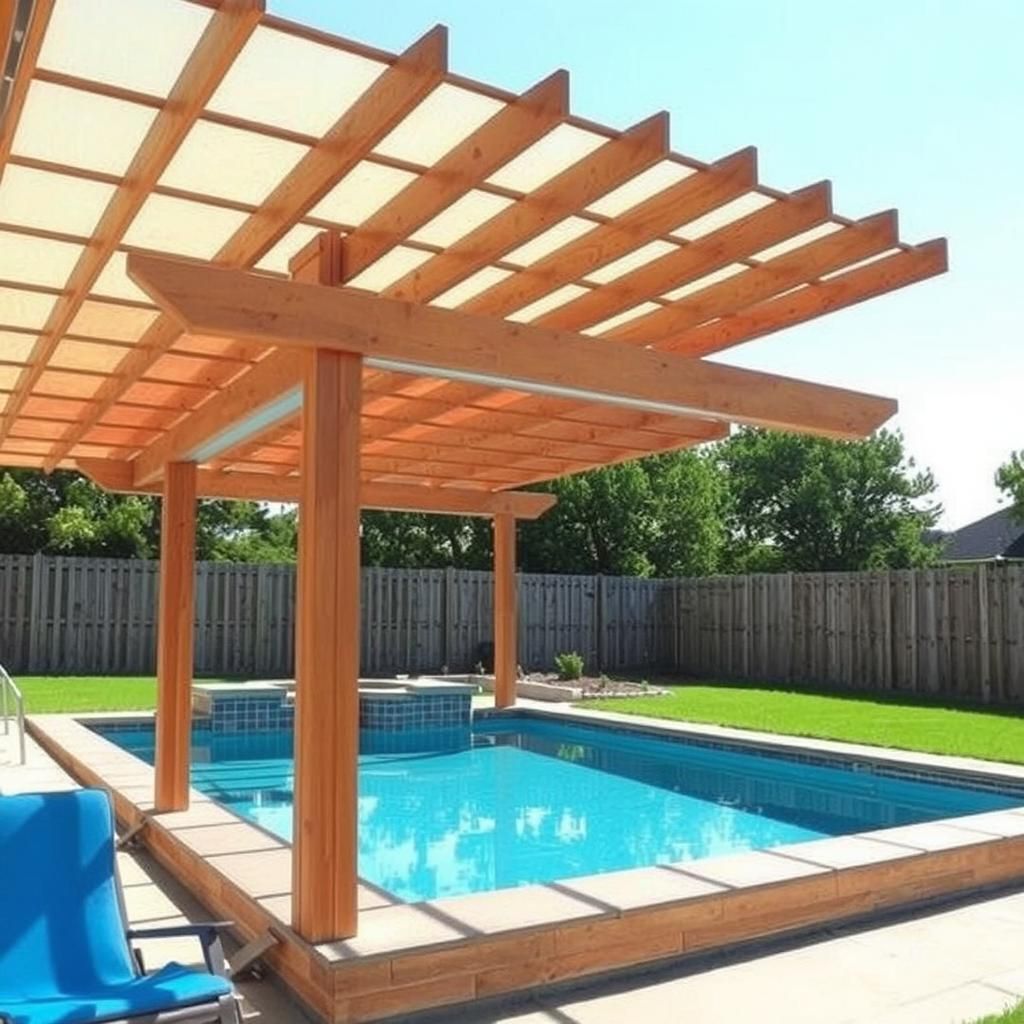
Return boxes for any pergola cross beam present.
[75,457,556,518]
[126,254,898,464]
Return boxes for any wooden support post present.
[155,462,196,812]
[292,347,362,942]
[493,514,518,708]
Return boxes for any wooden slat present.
[212,390,723,477]
[133,350,299,484]
[41,24,449,471]
[1,0,265,448]
[220,26,448,268]
[461,147,759,317]
[128,253,898,439]
[493,514,518,708]
[378,112,672,303]
[341,69,570,281]
[536,181,833,331]
[154,462,197,813]
[605,210,901,345]
[292,347,362,942]
[74,456,557,518]
[667,239,949,356]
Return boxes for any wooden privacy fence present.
[671,565,1024,703]
[0,554,669,678]
[0,555,1022,703]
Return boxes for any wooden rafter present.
[376,112,672,302]
[340,69,570,281]
[536,181,833,331]
[127,253,898,440]
[359,179,830,460]
[670,239,949,356]
[0,0,265,448]
[74,457,557,518]
[461,147,759,317]
[605,210,900,345]
[40,23,449,471]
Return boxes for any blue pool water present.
[98,716,1020,902]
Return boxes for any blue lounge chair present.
[0,789,241,1024]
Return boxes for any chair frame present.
[0,789,244,1024]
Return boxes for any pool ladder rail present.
[1,661,26,766]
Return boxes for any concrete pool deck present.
[14,706,1024,1023]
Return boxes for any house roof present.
[0,0,947,505]
[944,508,1024,561]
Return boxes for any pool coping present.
[26,708,1024,1024]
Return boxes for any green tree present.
[518,452,727,577]
[717,428,941,572]
[360,512,491,569]
[0,469,301,562]
[996,451,1024,522]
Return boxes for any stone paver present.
[455,890,1024,1023]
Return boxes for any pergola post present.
[493,513,518,708]
[292,346,363,942]
[154,461,197,812]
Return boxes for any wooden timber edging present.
[27,712,1024,1024]
[2,556,1023,704]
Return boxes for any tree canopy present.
[0,429,942,575]
[716,428,941,572]
[0,470,298,562]
[996,450,1024,523]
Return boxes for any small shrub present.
[554,651,585,681]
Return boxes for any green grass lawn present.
[585,681,1024,765]
[972,1001,1024,1023]
[12,676,231,713]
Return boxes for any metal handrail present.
[0,661,26,765]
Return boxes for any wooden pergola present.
[0,0,946,942]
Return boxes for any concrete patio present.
[3,724,1023,1024]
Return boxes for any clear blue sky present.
[270,0,1023,529]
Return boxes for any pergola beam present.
[127,254,898,439]
[74,458,557,518]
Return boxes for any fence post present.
[27,552,45,673]
[443,565,455,672]
[596,574,608,671]
[977,564,991,703]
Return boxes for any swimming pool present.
[97,714,1021,903]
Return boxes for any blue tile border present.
[477,708,1024,799]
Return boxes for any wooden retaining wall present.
[1,555,1022,702]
